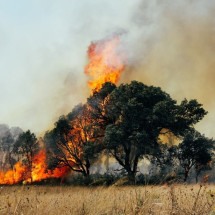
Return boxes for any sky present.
[0,0,215,137]
[0,0,138,133]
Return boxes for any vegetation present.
[0,81,214,184]
[13,130,38,182]
[43,81,213,183]
[0,125,22,170]
[1,185,215,215]
[103,82,207,182]
[176,129,214,182]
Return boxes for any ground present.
[0,184,215,215]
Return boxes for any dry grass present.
[0,184,215,215]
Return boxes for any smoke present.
[0,124,23,141]
[0,0,137,134]
[0,124,23,169]
[120,0,215,137]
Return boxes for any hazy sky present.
[0,0,215,137]
[0,0,138,134]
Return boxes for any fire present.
[85,35,126,92]
[0,162,27,185]
[30,150,68,182]
[0,35,126,185]
[0,150,68,185]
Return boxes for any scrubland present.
[0,184,215,215]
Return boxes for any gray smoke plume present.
[120,0,215,137]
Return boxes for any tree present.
[103,81,207,182]
[44,83,116,177]
[0,125,23,170]
[13,130,38,181]
[45,104,100,177]
[176,129,214,182]
[87,82,116,136]
[149,143,179,181]
[87,82,117,171]
[1,132,15,169]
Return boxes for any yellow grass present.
[0,184,215,215]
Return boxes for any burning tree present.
[1,33,213,186]
[45,104,101,177]
[13,130,39,182]
[44,82,117,178]
[43,34,125,179]
[44,81,208,183]
[87,82,116,137]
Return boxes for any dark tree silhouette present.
[176,129,214,182]
[103,81,207,182]
[13,130,38,181]
[87,82,116,137]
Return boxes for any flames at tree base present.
[0,150,69,185]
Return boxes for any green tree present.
[176,129,214,182]
[149,143,179,182]
[103,81,207,182]
[13,130,38,181]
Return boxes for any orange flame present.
[85,35,126,92]
[30,150,68,183]
[0,150,69,185]
[0,35,126,185]
[0,162,27,185]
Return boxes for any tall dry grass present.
[0,184,215,215]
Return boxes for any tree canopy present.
[176,129,214,182]
[103,81,207,181]
[43,81,209,183]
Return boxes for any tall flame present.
[30,150,68,182]
[85,35,126,92]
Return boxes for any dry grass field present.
[0,184,215,215]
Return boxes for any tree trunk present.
[184,169,189,182]
[82,170,90,177]
[82,167,90,177]
[82,171,88,177]
[128,171,136,184]
[8,151,13,169]
[195,174,198,183]
[195,170,201,183]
